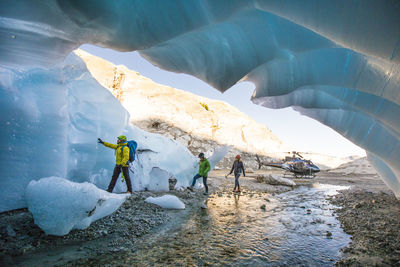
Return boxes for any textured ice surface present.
[145,195,185,210]
[0,53,224,212]
[1,1,400,197]
[208,146,232,170]
[26,177,128,236]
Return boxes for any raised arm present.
[103,141,118,149]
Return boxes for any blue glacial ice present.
[145,195,186,210]
[0,0,400,211]
[26,177,129,236]
[0,51,228,212]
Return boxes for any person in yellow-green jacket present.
[98,135,132,194]
[187,152,210,195]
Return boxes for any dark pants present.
[191,173,208,193]
[234,173,241,190]
[107,165,132,193]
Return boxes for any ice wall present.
[1,1,400,197]
[0,52,204,212]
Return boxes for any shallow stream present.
[125,184,351,266]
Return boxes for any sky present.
[81,44,366,158]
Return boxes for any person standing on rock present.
[187,152,211,195]
[98,135,133,194]
[226,155,245,192]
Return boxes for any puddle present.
[123,184,351,266]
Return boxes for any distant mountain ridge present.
[328,157,378,175]
[75,49,357,169]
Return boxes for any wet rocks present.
[168,177,177,190]
[326,231,332,237]
[331,190,400,265]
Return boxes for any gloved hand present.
[98,138,104,144]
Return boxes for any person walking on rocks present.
[98,135,133,194]
[188,152,211,195]
[226,155,245,192]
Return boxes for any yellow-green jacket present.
[198,158,211,178]
[103,141,130,167]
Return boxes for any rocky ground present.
[330,190,400,266]
[312,171,400,266]
[0,190,194,266]
[1,169,399,266]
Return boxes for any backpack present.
[121,140,138,163]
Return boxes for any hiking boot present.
[203,192,208,195]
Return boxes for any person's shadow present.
[233,193,240,209]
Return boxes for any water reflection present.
[128,184,351,266]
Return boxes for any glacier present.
[0,0,400,211]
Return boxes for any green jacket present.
[103,141,130,167]
[198,158,211,177]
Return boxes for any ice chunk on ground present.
[256,174,296,187]
[26,177,128,236]
[145,195,185,210]
[147,167,171,192]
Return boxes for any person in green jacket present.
[98,135,132,194]
[187,152,211,195]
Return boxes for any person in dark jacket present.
[226,155,245,192]
[187,152,211,195]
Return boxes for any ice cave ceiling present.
[1,0,400,199]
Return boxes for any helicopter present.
[264,151,320,178]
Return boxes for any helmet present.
[118,135,127,141]
[236,155,241,159]
[198,152,204,158]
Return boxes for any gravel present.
[330,190,400,266]
[0,191,196,266]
